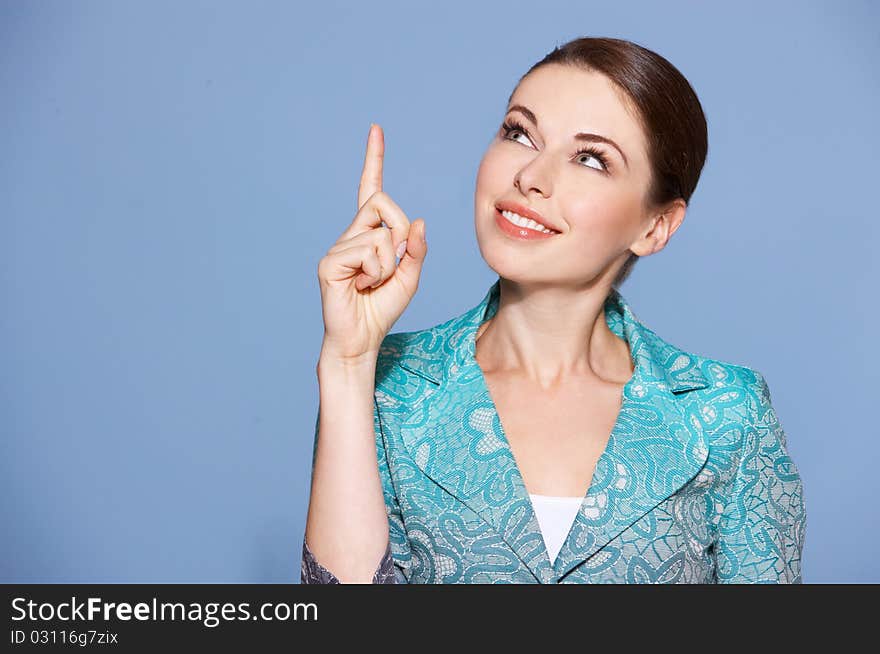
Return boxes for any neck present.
[474,279,634,391]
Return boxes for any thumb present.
[396,218,427,286]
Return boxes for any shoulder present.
[373,320,454,410]
[374,299,474,379]
[376,326,441,380]
[645,319,771,399]
[668,345,784,449]
[694,351,769,394]
[652,332,777,422]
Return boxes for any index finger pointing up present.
[357,123,384,211]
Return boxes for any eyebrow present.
[505,104,629,170]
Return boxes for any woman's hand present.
[317,123,428,362]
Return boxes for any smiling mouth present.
[496,208,560,234]
[494,208,561,240]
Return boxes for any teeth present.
[500,210,557,234]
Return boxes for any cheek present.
[474,152,513,228]
[475,150,508,196]
[566,194,641,248]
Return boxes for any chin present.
[476,243,547,285]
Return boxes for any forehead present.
[510,64,646,161]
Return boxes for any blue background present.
[2,0,876,583]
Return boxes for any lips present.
[494,208,558,241]
[495,200,562,233]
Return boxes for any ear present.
[628,199,687,257]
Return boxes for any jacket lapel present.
[397,277,711,583]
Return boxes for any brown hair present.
[511,36,708,289]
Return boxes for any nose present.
[513,154,553,199]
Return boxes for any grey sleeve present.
[300,537,398,584]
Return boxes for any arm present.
[300,354,391,583]
[714,371,807,583]
[300,353,410,584]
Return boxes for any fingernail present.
[396,240,408,259]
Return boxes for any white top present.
[528,493,584,565]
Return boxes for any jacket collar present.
[396,277,712,583]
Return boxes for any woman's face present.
[474,63,659,288]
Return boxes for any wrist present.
[317,349,378,378]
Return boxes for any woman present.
[301,36,807,584]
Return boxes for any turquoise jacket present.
[302,277,806,584]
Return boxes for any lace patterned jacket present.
[301,277,807,584]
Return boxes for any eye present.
[501,119,532,147]
[573,146,610,172]
[501,118,611,174]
